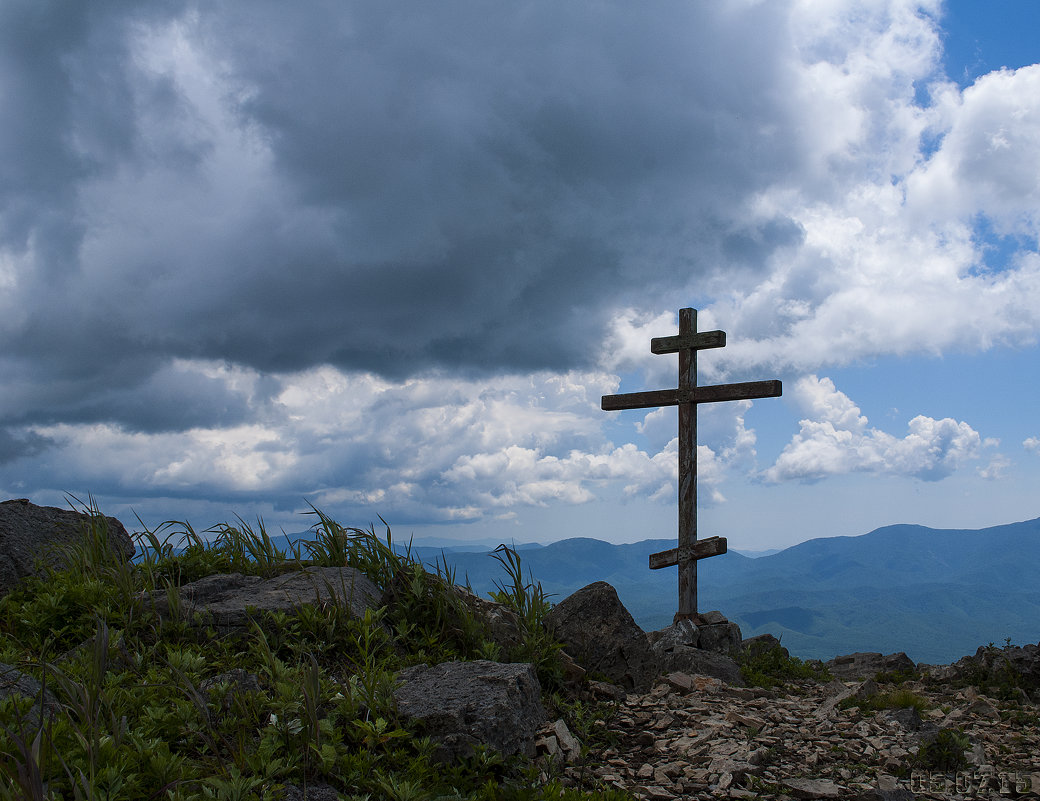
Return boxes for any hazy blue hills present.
[251,517,1040,664]
[391,518,1040,665]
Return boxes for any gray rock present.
[277,783,342,801]
[814,678,878,720]
[851,789,914,801]
[545,582,656,691]
[697,620,742,655]
[0,662,61,721]
[741,633,789,660]
[200,668,263,715]
[825,651,916,680]
[646,613,742,656]
[152,566,381,630]
[884,706,923,732]
[648,618,699,651]
[651,630,746,687]
[782,777,845,799]
[393,660,545,760]
[0,498,134,597]
[453,586,524,653]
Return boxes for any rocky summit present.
[3,499,1040,801]
[540,666,1040,800]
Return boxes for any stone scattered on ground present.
[0,498,134,597]
[546,667,1040,801]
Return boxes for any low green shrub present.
[913,728,971,772]
[738,643,831,688]
[840,687,929,715]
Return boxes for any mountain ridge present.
[383,516,1040,665]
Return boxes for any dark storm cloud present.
[0,428,53,465]
[1,0,806,429]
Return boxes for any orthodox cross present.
[601,308,781,623]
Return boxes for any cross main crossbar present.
[600,380,781,411]
[600,308,782,621]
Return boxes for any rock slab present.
[152,566,381,629]
[825,651,915,680]
[393,660,545,760]
[0,498,134,597]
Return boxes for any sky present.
[1,0,1039,551]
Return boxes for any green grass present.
[839,687,930,715]
[0,499,634,801]
[737,643,831,689]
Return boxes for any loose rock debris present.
[537,671,1040,800]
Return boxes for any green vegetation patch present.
[913,728,971,773]
[839,687,930,715]
[737,643,831,689]
[0,500,633,801]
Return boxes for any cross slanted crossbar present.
[601,308,781,622]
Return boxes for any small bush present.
[914,728,970,772]
[738,644,831,688]
[842,687,929,715]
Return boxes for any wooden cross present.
[601,308,781,623]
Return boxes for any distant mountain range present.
[264,517,1040,665]
[396,518,1040,665]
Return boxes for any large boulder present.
[151,566,381,630]
[544,581,656,691]
[0,498,134,597]
[694,610,743,654]
[645,610,742,656]
[825,652,916,680]
[649,619,745,687]
[393,660,545,760]
[741,633,789,661]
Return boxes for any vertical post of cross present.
[676,308,697,621]
[600,308,781,623]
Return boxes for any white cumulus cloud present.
[762,375,983,483]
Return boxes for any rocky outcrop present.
[546,581,744,690]
[742,633,789,660]
[151,566,381,630]
[926,642,1040,698]
[393,660,545,760]
[0,498,134,597]
[648,619,745,687]
[544,581,657,691]
[825,651,916,680]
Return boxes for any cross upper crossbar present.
[601,308,781,622]
[651,329,726,354]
